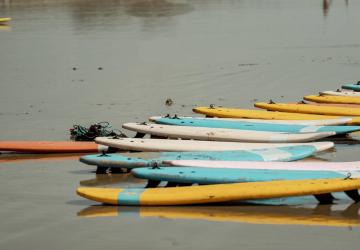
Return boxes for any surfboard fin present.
[134,132,146,138]
[96,166,109,175]
[145,180,161,188]
[314,193,335,204]
[345,189,360,202]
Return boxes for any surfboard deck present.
[79,145,317,168]
[255,102,360,116]
[192,106,360,124]
[304,95,360,105]
[95,138,334,153]
[131,167,359,184]
[166,160,360,171]
[320,90,360,97]
[151,117,360,134]
[0,141,109,153]
[76,178,360,205]
[149,116,352,126]
[123,122,335,142]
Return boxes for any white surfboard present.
[165,160,360,173]
[149,116,351,126]
[122,123,335,143]
[320,90,360,97]
[95,137,334,153]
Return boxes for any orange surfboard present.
[0,141,108,153]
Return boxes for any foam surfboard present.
[0,17,11,23]
[131,167,360,185]
[192,106,360,124]
[304,95,360,105]
[76,204,360,227]
[342,83,360,91]
[76,178,360,205]
[79,145,317,168]
[166,160,360,172]
[122,123,335,142]
[0,141,110,153]
[150,116,352,126]
[150,117,360,134]
[95,138,334,153]
[320,90,360,97]
[255,102,360,116]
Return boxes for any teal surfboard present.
[79,145,316,169]
[342,82,360,91]
[132,167,357,184]
[152,117,360,134]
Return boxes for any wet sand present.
[1,0,360,249]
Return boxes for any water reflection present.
[0,153,82,164]
[78,203,360,227]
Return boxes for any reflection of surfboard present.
[0,141,109,153]
[79,145,317,169]
[304,95,360,105]
[123,123,335,142]
[76,178,360,205]
[0,153,81,164]
[131,167,360,185]
[255,102,360,116]
[151,117,360,134]
[95,138,333,153]
[192,106,360,125]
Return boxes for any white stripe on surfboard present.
[165,160,360,172]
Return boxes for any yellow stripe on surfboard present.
[255,102,360,116]
[192,106,360,124]
[76,178,360,206]
[305,95,360,105]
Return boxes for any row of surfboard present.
[76,82,360,206]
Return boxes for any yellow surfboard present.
[0,18,11,23]
[305,95,360,105]
[76,178,360,206]
[255,102,360,116]
[193,106,360,124]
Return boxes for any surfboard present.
[166,160,360,172]
[0,17,11,23]
[76,178,360,205]
[149,116,352,126]
[123,123,335,142]
[299,101,360,108]
[0,141,110,153]
[95,138,334,153]
[342,83,360,91]
[131,167,360,184]
[192,106,360,124]
[255,102,360,116]
[304,95,360,105]
[150,117,360,134]
[77,204,360,227]
[320,90,360,97]
[79,145,317,168]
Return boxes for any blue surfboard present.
[79,145,316,169]
[132,167,355,184]
[342,83,360,91]
[152,117,360,134]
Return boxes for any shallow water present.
[1,0,360,249]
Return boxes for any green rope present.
[70,122,126,141]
